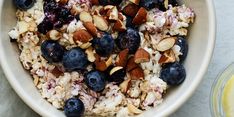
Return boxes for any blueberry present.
[92,33,114,57]
[37,19,54,34]
[41,40,64,63]
[43,0,59,13]
[116,28,140,54]
[176,36,188,62]
[14,0,35,10]
[160,62,186,85]
[85,70,106,92]
[99,0,122,5]
[140,0,158,10]
[168,0,178,6]
[62,48,89,71]
[126,16,137,28]
[64,98,85,117]
[57,8,74,23]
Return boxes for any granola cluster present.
[9,0,195,116]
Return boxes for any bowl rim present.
[0,0,216,116]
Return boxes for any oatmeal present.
[9,0,195,116]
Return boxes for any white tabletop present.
[0,0,229,116]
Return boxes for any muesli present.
[9,0,195,116]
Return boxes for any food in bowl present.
[8,0,195,116]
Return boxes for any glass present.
[210,63,234,117]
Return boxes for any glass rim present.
[209,62,234,117]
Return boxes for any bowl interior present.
[0,0,215,117]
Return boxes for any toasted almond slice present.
[126,57,138,72]
[83,22,98,37]
[113,19,126,32]
[164,0,169,9]
[134,48,150,63]
[85,47,96,62]
[156,37,176,52]
[116,49,129,67]
[80,11,93,22]
[110,66,123,75]
[122,3,139,17]
[80,42,92,49]
[158,49,176,64]
[47,30,61,40]
[108,6,118,21]
[73,29,93,43]
[132,7,147,25]
[105,57,113,68]
[127,104,143,114]
[93,15,109,31]
[120,78,131,93]
[129,0,140,5]
[129,66,144,80]
[104,5,114,10]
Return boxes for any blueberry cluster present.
[38,0,74,34]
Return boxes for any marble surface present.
[0,0,231,117]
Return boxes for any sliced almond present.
[126,57,138,72]
[85,47,96,62]
[132,7,147,25]
[158,49,176,64]
[134,48,150,63]
[129,66,144,80]
[120,78,131,93]
[156,37,176,52]
[122,3,139,17]
[108,6,118,21]
[105,57,113,68]
[129,0,140,5]
[80,42,92,49]
[18,21,29,34]
[116,49,129,67]
[70,5,79,15]
[113,19,126,32]
[83,22,98,37]
[164,0,169,9]
[47,30,62,40]
[79,11,93,22]
[127,104,143,114]
[110,66,123,75]
[73,29,93,43]
[90,0,99,5]
[93,15,109,31]
[104,5,114,10]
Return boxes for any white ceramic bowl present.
[0,0,216,117]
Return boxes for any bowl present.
[0,0,216,116]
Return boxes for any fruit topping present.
[116,28,140,54]
[85,70,106,92]
[14,0,35,10]
[41,40,64,63]
[64,98,85,117]
[176,36,188,62]
[160,62,186,85]
[92,33,114,57]
[62,48,89,71]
